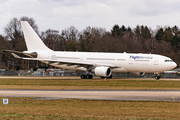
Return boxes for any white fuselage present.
[35,50,177,73]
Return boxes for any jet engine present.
[94,67,112,77]
[129,72,145,76]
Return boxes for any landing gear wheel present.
[154,72,161,80]
[90,75,93,79]
[86,75,93,79]
[155,75,160,80]
[81,75,93,79]
[81,75,86,79]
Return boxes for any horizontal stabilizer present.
[4,50,37,58]
[4,50,24,54]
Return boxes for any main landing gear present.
[81,74,93,79]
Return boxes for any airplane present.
[5,21,177,80]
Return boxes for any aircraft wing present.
[11,53,120,68]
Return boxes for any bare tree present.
[61,26,79,51]
[62,26,78,41]
[3,17,40,70]
[4,16,39,51]
[78,26,106,52]
[41,29,62,51]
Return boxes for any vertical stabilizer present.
[20,21,52,51]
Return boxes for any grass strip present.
[0,97,179,120]
[0,78,180,90]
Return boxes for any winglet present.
[11,53,22,59]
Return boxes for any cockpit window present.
[165,60,173,62]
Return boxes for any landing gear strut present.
[155,72,161,80]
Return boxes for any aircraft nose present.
[163,61,177,71]
[172,62,177,69]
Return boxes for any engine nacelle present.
[129,72,145,76]
[94,67,112,77]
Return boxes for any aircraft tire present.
[86,75,90,79]
[81,75,86,79]
[155,75,160,80]
[87,75,93,79]
[81,75,93,79]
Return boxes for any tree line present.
[0,16,180,70]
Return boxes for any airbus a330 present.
[5,21,177,80]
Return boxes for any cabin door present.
[129,57,133,64]
[153,57,159,65]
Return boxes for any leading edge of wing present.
[11,53,120,68]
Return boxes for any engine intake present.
[94,67,112,77]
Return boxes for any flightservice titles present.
[129,55,153,60]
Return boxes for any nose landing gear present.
[155,75,160,80]
[155,72,161,80]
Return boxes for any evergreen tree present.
[171,35,180,50]
[164,27,173,42]
[134,25,141,35]
[143,26,151,39]
[172,25,179,36]
[111,24,121,36]
[155,28,165,42]
[127,26,132,32]
[120,25,127,35]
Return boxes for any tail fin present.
[20,21,52,51]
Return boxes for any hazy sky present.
[0,0,180,35]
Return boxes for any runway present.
[0,90,180,101]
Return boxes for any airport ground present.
[0,76,180,90]
[0,76,180,119]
